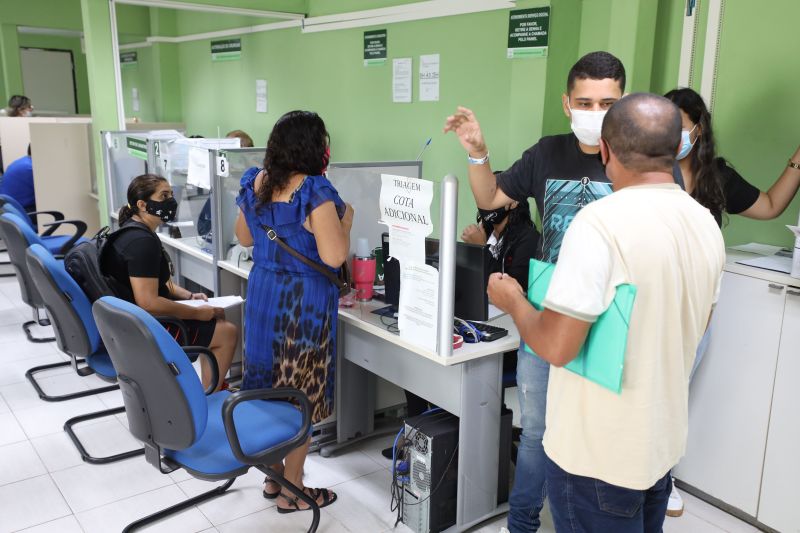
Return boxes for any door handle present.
[768,283,785,291]
[787,289,800,297]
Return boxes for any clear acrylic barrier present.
[213,148,265,264]
[326,161,422,257]
[101,129,183,222]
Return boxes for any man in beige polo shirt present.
[488,92,725,532]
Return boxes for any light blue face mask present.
[677,124,698,160]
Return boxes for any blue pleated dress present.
[236,168,345,423]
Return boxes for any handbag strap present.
[260,224,346,289]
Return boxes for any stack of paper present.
[175,295,244,308]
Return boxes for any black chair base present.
[122,477,236,533]
[64,406,144,464]
[23,319,55,343]
[25,359,120,402]
[122,466,321,533]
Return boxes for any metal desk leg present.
[453,353,506,531]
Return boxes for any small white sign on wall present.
[419,54,440,102]
[131,87,140,112]
[256,79,268,113]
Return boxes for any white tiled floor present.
[0,275,762,533]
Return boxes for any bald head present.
[601,93,681,173]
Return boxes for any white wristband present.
[467,151,490,165]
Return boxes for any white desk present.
[157,233,215,291]
[217,258,519,532]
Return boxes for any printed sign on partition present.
[379,174,433,265]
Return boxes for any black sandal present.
[262,476,281,500]
[276,487,337,514]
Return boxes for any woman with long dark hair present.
[235,111,352,514]
[103,174,237,391]
[665,88,800,225]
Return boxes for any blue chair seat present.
[164,391,304,476]
[86,351,117,380]
[42,235,88,254]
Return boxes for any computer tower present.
[402,412,459,533]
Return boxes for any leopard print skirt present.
[241,269,337,424]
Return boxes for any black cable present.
[380,314,399,334]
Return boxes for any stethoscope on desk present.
[454,317,483,344]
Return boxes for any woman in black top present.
[665,88,800,226]
[461,200,539,287]
[104,174,237,391]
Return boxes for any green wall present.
[174,2,554,230]
[711,1,800,247]
[120,46,158,122]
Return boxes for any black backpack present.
[64,222,152,303]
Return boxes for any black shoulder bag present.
[261,224,351,298]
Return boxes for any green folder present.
[523,259,637,394]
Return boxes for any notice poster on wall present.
[507,7,550,58]
[419,54,440,102]
[211,39,242,61]
[392,58,412,103]
[120,51,138,68]
[256,79,268,113]
[364,29,387,66]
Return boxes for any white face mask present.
[567,99,607,147]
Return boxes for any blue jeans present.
[508,346,550,533]
[546,456,671,533]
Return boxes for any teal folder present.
[523,259,637,394]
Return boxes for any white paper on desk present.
[787,226,800,278]
[730,242,784,256]
[393,58,412,103]
[398,262,439,352]
[175,295,244,309]
[736,255,792,274]
[378,173,433,265]
[419,54,440,102]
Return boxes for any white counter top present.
[157,233,213,264]
[725,249,800,288]
[338,299,519,366]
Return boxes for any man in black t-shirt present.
[443,51,627,533]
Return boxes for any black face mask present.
[145,197,178,223]
[477,206,509,234]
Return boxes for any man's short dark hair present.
[567,51,626,93]
[601,93,681,172]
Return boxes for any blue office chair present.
[92,296,320,533]
[25,244,199,465]
[0,212,57,343]
[0,194,88,255]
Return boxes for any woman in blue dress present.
[235,110,352,513]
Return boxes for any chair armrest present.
[29,210,65,236]
[221,388,312,466]
[43,219,88,254]
[154,316,189,346]
[181,345,219,396]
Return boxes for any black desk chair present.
[93,296,320,532]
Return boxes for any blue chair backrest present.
[0,195,31,227]
[26,244,100,357]
[0,213,43,307]
[92,296,207,450]
[0,212,43,247]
